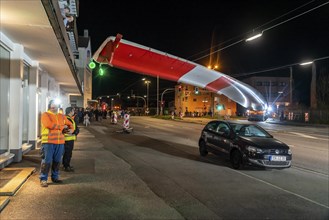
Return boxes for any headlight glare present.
[247,146,263,153]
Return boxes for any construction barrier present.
[305,112,309,122]
[111,111,117,124]
[123,113,130,129]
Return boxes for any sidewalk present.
[0,127,183,219]
[265,117,329,127]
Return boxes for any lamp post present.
[289,66,293,106]
[131,95,146,113]
[110,98,114,110]
[143,79,151,115]
[300,61,316,108]
[157,75,159,115]
[160,88,175,115]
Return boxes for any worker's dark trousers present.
[62,140,74,168]
[40,143,64,181]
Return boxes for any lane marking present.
[232,169,329,209]
[292,165,329,177]
[289,132,318,139]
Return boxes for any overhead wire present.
[231,56,329,78]
[190,0,328,63]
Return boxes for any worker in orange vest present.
[39,100,73,187]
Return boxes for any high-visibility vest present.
[64,116,76,141]
[41,111,72,144]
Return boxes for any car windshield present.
[230,124,271,138]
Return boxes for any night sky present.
[77,0,329,107]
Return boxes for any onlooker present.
[62,107,79,172]
[39,100,73,187]
[84,112,90,126]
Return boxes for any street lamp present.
[143,79,151,115]
[299,61,316,108]
[131,95,146,114]
[245,32,263,42]
[110,98,114,110]
[160,88,175,115]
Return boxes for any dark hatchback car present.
[198,120,292,169]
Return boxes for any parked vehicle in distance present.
[198,120,292,169]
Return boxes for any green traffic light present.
[99,68,104,76]
[89,61,96,69]
[217,104,223,110]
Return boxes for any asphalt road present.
[89,116,329,219]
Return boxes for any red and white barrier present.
[123,113,130,129]
[111,111,117,124]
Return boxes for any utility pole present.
[157,75,159,115]
[289,67,293,106]
[160,88,174,115]
[310,63,317,109]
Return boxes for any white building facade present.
[0,0,90,168]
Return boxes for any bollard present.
[305,112,309,122]
[123,113,130,129]
[111,111,118,124]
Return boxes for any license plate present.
[270,156,286,161]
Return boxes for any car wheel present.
[231,150,242,169]
[199,140,208,157]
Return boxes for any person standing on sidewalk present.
[62,107,79,172]
[40,100,73,187]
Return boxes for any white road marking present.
[289,132,318,139]
[233,169,329,209]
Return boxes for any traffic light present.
[99,67,104,76]
[194,87,199,94]
[98,64,105,76]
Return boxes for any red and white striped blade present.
[93,36,266,109]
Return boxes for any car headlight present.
[288,149,292,155]
[247,146,263,153]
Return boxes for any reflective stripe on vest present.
[65,116,76,141]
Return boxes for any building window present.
[279,82,286,86]
[256,81,262,86]
[193,98,197,102]
[0,45,10,154]
[263,81,270,86]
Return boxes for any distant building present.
[174,84,237,117]
[242,76,291,111]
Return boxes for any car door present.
[202,121,220,149]
[212,122,232,154]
